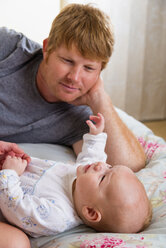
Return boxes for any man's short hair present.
[47,3,114,69]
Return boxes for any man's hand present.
[70,77,105,107]
[0,141,31,169]
[2,155,28,176]
[86,113,105,135]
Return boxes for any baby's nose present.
[94,162,103,171]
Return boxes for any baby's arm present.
[2,155,27,176]
[0,166,70,237]
[86,113,105,135]
[76,113,107,165]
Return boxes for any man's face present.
[37,43,102,102]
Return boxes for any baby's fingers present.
[89,113,104,125]
[86,120,96,130]
[89,115,100,123]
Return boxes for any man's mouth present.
[60,82,79,92]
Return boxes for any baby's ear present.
[82,206,101,223]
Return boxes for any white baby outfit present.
[0,133,107,237]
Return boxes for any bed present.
[18,108,166,248]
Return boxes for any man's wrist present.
[89,91,112,113]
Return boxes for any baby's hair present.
[80,194,153,234]
[139,200,153,232]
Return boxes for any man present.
[0,4,145,247]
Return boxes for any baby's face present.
[73,162,136,208]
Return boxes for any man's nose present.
[67,66,81,82]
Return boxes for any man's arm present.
[0,27,21,61]
[72,78,145,172]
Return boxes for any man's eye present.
[100,175,105,182]
[85,66,94,71]
[65,59,72,63]
[61,57,72,64]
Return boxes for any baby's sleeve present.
[0,169,72,237]
[76,132,107,165]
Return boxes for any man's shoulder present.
[0,27,42,61]
[0,27,22,60]
[0,27,22,39]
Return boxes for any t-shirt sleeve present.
[55,104,93,146]
[0,27,23,61]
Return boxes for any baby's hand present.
[0,140,31,167]
[86,113,105,135]
[2,155,28,176]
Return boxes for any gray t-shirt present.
[0,27,92,146]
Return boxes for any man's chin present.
[61,95,81,105]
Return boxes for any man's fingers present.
[22,154,31,164]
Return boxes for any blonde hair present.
[79,199,152,233]
[139,200,153,232]
[47,3,114,69]
[90,199,152,233]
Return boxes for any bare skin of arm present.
[0,222,30,248]
[72,77,145,172]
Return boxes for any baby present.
[0,114,152,237]
[73,163,152,233]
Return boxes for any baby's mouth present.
[84,164,92,173]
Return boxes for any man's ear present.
[43,38,48,59]
[82,206,101,223]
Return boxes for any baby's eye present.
[100,175,105,182]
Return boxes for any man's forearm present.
[89,92,146,172]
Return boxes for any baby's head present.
[73,162,152,233]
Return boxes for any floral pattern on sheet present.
[138,137,166,163]
[35,233,166,248]
[150,190,166,208]
[73,235,148,248]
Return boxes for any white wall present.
[0,0,60,44]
